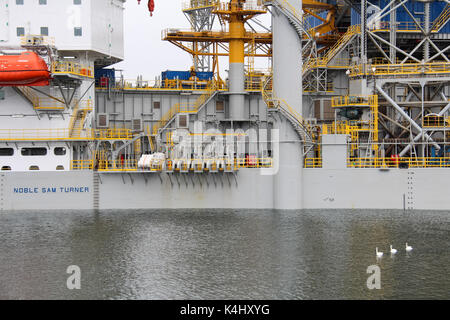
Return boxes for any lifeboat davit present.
[0,51,51,86]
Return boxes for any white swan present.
[405,243,413,252]
[376,247,383,258]
[390,245,397,254]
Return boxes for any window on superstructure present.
[74,0,81,4]
[54,147,66,156]
[56,165,65,170]
[40,27,49,36]
[216,101,224,112]
[16,27,25,37]
[1,166,11,171]
[29,166,40,171]
[178,114,187,128]
[21,148,47,156]
[74,27,82,37]
[39,0,47,4]
[16,0,24,5]
[0,148,14,156]
[153,101,160,110]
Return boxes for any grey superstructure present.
[2,0,450,211]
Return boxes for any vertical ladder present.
[93,172,100,211]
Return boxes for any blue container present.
[195,71,214,81]
[161,70,191,81]
[351,1,450,34]
[161,70,213,81]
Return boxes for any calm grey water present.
[0,209,449,300]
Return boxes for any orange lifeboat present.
[0,51,51,86]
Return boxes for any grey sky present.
[114,1,271,80]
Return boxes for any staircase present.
[15,86,65,110]
[69,100,92,138]
[303,24,360,75]
[262,75,314,146]
[432,3,450,32]
[264,0,305,39]
[152,83,218,135]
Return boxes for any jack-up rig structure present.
[97,0,450,171]
[2,0,450,210]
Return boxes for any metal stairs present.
[262,76,314,147]
[152,86,218,136]
[15,86,65,110]
[432,3,450,32]
[303,24,360,75]
[69,98,92,138]
[264,0,307,39]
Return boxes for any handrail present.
[304,25,360,72]
[16,86,66,110]
[349,61,450,77]
[432,4,450,32]
[181,0,220,11]
[152,83,218,135]
[0,128,131,141]
[304,157,450,168]
[71,157,274,172]
[52,61,94,78]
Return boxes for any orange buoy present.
[0,51,50,86]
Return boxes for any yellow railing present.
[304,157,450,168]
[101,74,268,92]
[182,0,220,11]
[432,3,450,32]
[422,115,450,128]
[349,61,450,77]
[214,1,266,13]
[304,25,360,72]
[93,129,133,140]
[17,86,66,110]
[0,128,132,141]
[20,35,55,46]
[152,83,218,135]
[304,158,322,168]
[52,61,94,78]
[348,157,450,168]
[71,160,94,170]
[331,95,375,108]
[71,157,274,172]
[370,21,432,33]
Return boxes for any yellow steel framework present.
[349,61,450,78]
[330,95,379,156]
[164,1,269,81]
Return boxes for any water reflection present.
[0,209,449,299]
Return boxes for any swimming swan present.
[376,247,383,258]
[390,245,397,254]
